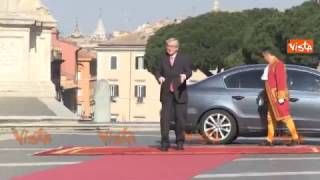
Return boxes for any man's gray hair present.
[166,37,180,48]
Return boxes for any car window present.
[288,70,320,92]
[225,70,264,89]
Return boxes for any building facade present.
[96,44,161,122]
[52,29,78,113]
[77,49,97,120]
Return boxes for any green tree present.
[281,2,320,68]
[243,1,320,67]
[145,1,320,74]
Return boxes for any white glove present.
[278,99,285,104]
[158,77,165,84]
[258,98,264,106]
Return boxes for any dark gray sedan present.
[185,64,320,144]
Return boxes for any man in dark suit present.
[155,38,192,151]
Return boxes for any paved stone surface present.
[0,98,55,116]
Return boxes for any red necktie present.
[170,56,174,92]
[170,56,175,67]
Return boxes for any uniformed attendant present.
[260,49,300,146]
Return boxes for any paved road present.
[1,130,320,180]
[193,154,320,180]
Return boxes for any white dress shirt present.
[261,65,269,81]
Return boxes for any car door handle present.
[289,97,299,102]
[232,96,245,100]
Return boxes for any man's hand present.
[180,74,187,83]
[278,99,285,104]
[158,77,165,84]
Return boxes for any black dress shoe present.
[260,140,274,146]
[160,144,169,152]
[176,143,184,150]
[286,140,300,146]
[160,146,168,152]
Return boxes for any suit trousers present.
[160,92,186,146]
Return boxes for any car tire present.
[199,109,237,144]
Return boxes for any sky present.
[42,0,307,36]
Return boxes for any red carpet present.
[34,145,320,156]
[13,155,238,180]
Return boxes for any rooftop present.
[98,18,183,47]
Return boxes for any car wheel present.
[200,110,237,144]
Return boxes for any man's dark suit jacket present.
[155,53,192,104]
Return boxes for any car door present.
[287,69,320,132]
[224,69,267,130]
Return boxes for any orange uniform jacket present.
[265,59,291,121]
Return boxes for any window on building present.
[110,84,119,97]
[77,104,83,116]
[77,71,81,80]
[111,114,119,122]
[90,61,97,77]
[133,116,146,121]
[110,56,118,70]
[77,88,82,96]
[135,56,145,70]
[90,104,95,117]
[135,85,146,103]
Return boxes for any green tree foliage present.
[145,1,320,74]
[281,2,320,67]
